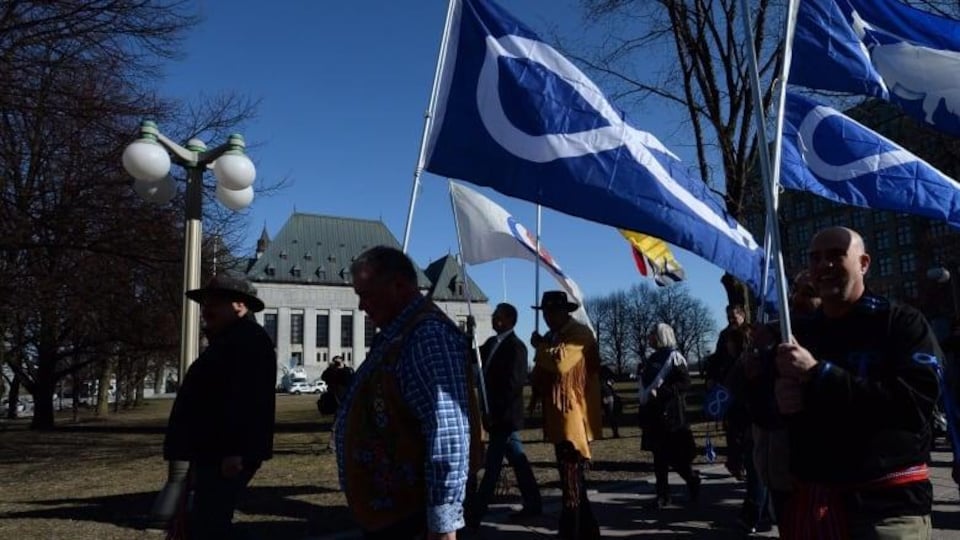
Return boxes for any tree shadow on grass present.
[0,484,349,535]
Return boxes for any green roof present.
[423,255,488,302]
[247,213,431,288]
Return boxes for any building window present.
[317,351,328,364]
[851,213,866,230]
[290,264,301,278]
[265,264,276,277]
[874,229,891,250]
[290,313,304,345]
[457,316,468,333]
[903,280,918,299]
[896,224,912,246]
[930,221,948,238]
[316,313,330,347]
[878,256,893,277]
[364,316,377,347]
[291,351,303,367]
[341,313,354,348]
[263,313,278,344]
[344,351,353,365]
[900,252,916,274]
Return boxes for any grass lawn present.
[0,382,723,539]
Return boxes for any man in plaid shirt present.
[335,246,472,539]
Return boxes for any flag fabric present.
[424,0,769,300]
[781,92,960,227]
[619,230,685,286]
[449,182,593,327]
[790,0,960,135]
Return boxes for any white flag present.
[450,182,592,329]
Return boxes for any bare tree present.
[0,2,275,428]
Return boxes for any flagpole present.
[448,180,490,416]
[534,204,543,333]
[402,0,458,253]
[738,0,797,340]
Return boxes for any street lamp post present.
[122,120,256,382]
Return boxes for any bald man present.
[774,227,941,538]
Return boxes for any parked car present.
[288,381,322,395]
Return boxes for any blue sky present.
[160,0,731,349]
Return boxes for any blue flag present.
[781,92,960,227]
[424,0,768,298]
[790,0,960,135]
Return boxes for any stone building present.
[244,212,492,385]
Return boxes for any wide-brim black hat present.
[532,290,579,312]
[186,274,265,313]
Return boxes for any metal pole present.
[448,181,490,416]
[179,162,204,382]
[402,0,459,253]
[534,205,543,333]
[738,0,798,340]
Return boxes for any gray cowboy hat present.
[186,273,265,313]
[532,290,579,312]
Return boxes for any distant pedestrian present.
[637,323,701,509]
[599,365,622,438]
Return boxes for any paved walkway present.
[313,449,960,539]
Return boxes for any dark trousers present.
[555,442,600,540]
[474,431,542,519]
[602,398,621,438]
[653,447,695,499]
[362,513,426,540]
[189,461,259,540]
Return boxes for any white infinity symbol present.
[476,34,759,252]
[796,104,958,187]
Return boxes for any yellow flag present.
[619,230,685,286]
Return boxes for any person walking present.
[161,274,276,539]
[775,227,941,538]
[528,291,603,540]
[637,322,701,509]
[335,246,479,539]
[467,303,542,527]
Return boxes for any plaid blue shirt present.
[335,296,471,533]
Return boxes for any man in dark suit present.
[468,303,542,527]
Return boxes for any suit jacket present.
[479,331,528,433]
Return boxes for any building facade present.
[245,213,493,386]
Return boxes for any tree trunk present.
[152,361,164,395]
[72,372,81,423]
[96,359,112,416]
[114,360,122,414]
[134,362,145,407]
[6,374,20,420]
[30,379,56,430]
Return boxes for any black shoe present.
[687,472,702,504]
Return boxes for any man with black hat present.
[528,291,603,540]
[161,273,277,539]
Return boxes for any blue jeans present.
[474,431,542,519]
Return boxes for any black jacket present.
[479,331,528,433]
[164,316,277,464]
[787,296,941,517]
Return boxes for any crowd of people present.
[149,227,957,540]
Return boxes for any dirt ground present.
[0,382,721,539]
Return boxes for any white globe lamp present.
[122,122,171,182]
[213,134,256,190]
[216,184,254,211]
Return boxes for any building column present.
[277,307,291,370]
[353,309,365,366]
